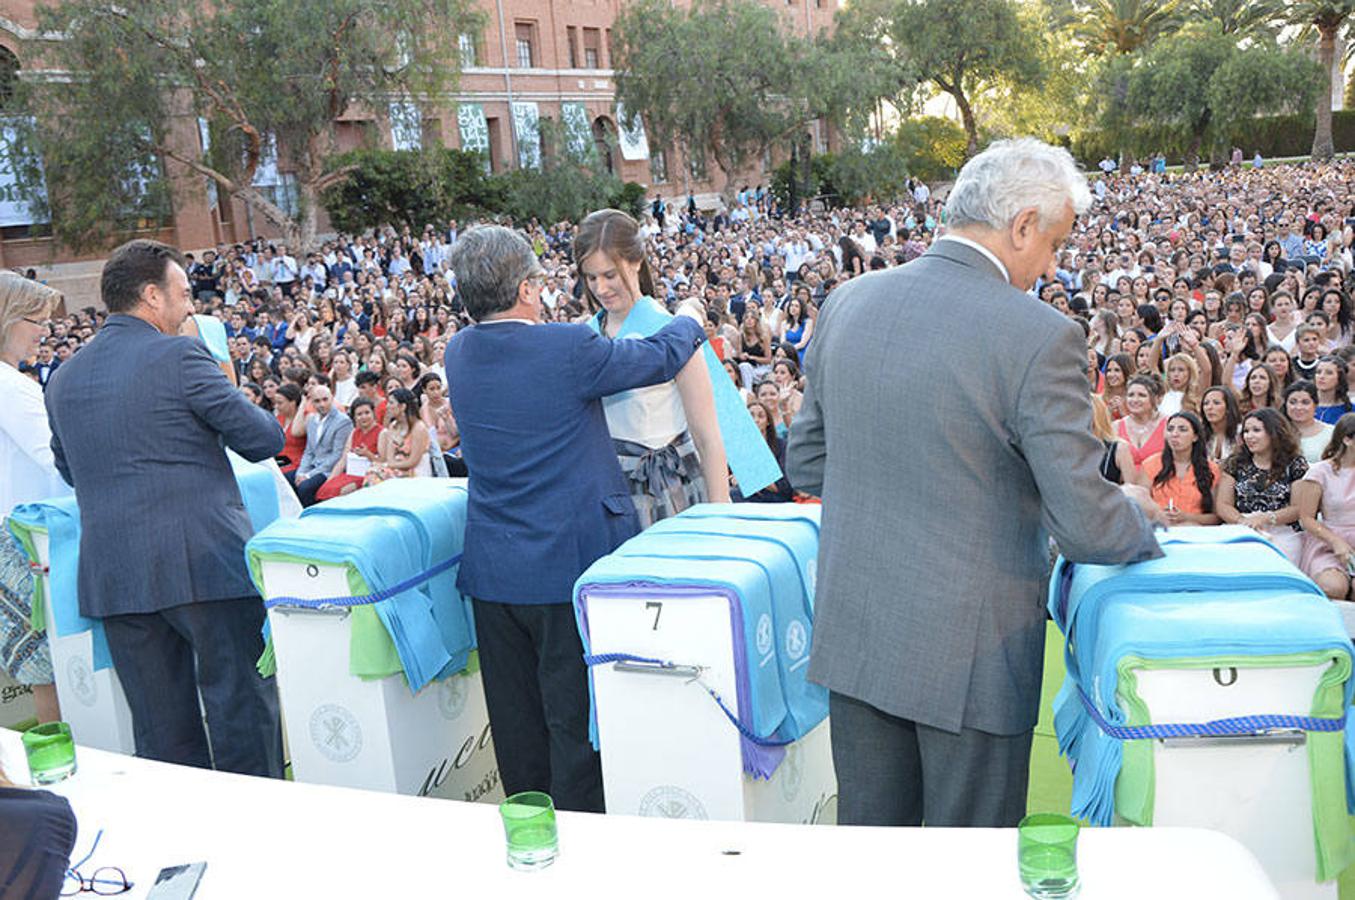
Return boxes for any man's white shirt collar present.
[937,235,1010,284]
[478,317,537,326]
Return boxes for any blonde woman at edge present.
[577,209,730,527]
[0,273,68,724]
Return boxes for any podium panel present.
[259,558,501,804]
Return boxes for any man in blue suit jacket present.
[445,226,706,812]
[45,239,286,777]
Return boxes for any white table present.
[0,731,1279,899]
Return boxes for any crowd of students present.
[17,159,1355,594]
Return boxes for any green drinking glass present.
[499,791,558,871]
[1018,813,1080,899]
[22,721,77,785]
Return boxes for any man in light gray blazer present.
[289,382,353,506]
[788,139,1163,828]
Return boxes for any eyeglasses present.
[21,316,47,327]
[61,830,133,896]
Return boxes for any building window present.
[458,33,479,68]
[583,28,601,69]
[649,148,668,184]
[514,22,535,68]
[604,29,613,67]
[264,173,300,218]
[688,145,707,181]
[566,27,578,69]
[0,47,18,111]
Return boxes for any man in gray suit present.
[288,383,353,506]
[788,139,1162,828]
[46,239,285,777]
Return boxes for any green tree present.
[613,0,862,201]
[978,4,1091,143]
[490,119,632,225]
[1072,0,1182,55]
[319,148,495,235]
[893,116,969,182]
[1110,32,1319,166]
[1287,2,1355,159]
[15,0,478,251]
[840,0,1046,158]
[1188,0,1285,37]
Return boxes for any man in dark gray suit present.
[788,139,1163,828]
[46,239,286,777]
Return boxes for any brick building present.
[0,0,838,275]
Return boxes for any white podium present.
[0,672,35,729]
[257,558,501,804]
[1132,662,1338,900]
[30,530,137,754]
[584,585,835,823]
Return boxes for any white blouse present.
[0,360,71,517]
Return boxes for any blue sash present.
[7,498,113,671]
[589,297,781,494]
[192,314,231,362]
[300,478,474,683]
[1047,526,1355,830]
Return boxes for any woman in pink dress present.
[1115,375,1167,470]
[1296,412,1355,600]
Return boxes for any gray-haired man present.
[789,138,1163,827]
[443,225,705,812]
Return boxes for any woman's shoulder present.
[1303,456,1336,481]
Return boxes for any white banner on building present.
[511,101,541,170]
[389,100,422,151]
[614,103,649,161]
[198,117,218,208]
[456,102,490,173]
[560,102,593,161]
[0,118,48,227]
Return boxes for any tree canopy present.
[16,0,479,251]
[612,0,851,199]
[837,0,1046,158]
[1106,31,1320,164]
[1286,1,1355,158]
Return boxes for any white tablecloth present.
[0,730,1279,899]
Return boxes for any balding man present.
[289,383,352,507]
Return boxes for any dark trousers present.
[102,597,282,778]
[283,468,327,507]
[828,691,1031,827]
[472,598,604,813]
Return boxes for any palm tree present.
[1073,0,1182,56]
[1289,1,1355,159]
[1189,0,1284,37]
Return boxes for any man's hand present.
[676,297,705,324]
[1120,482,1165,524]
